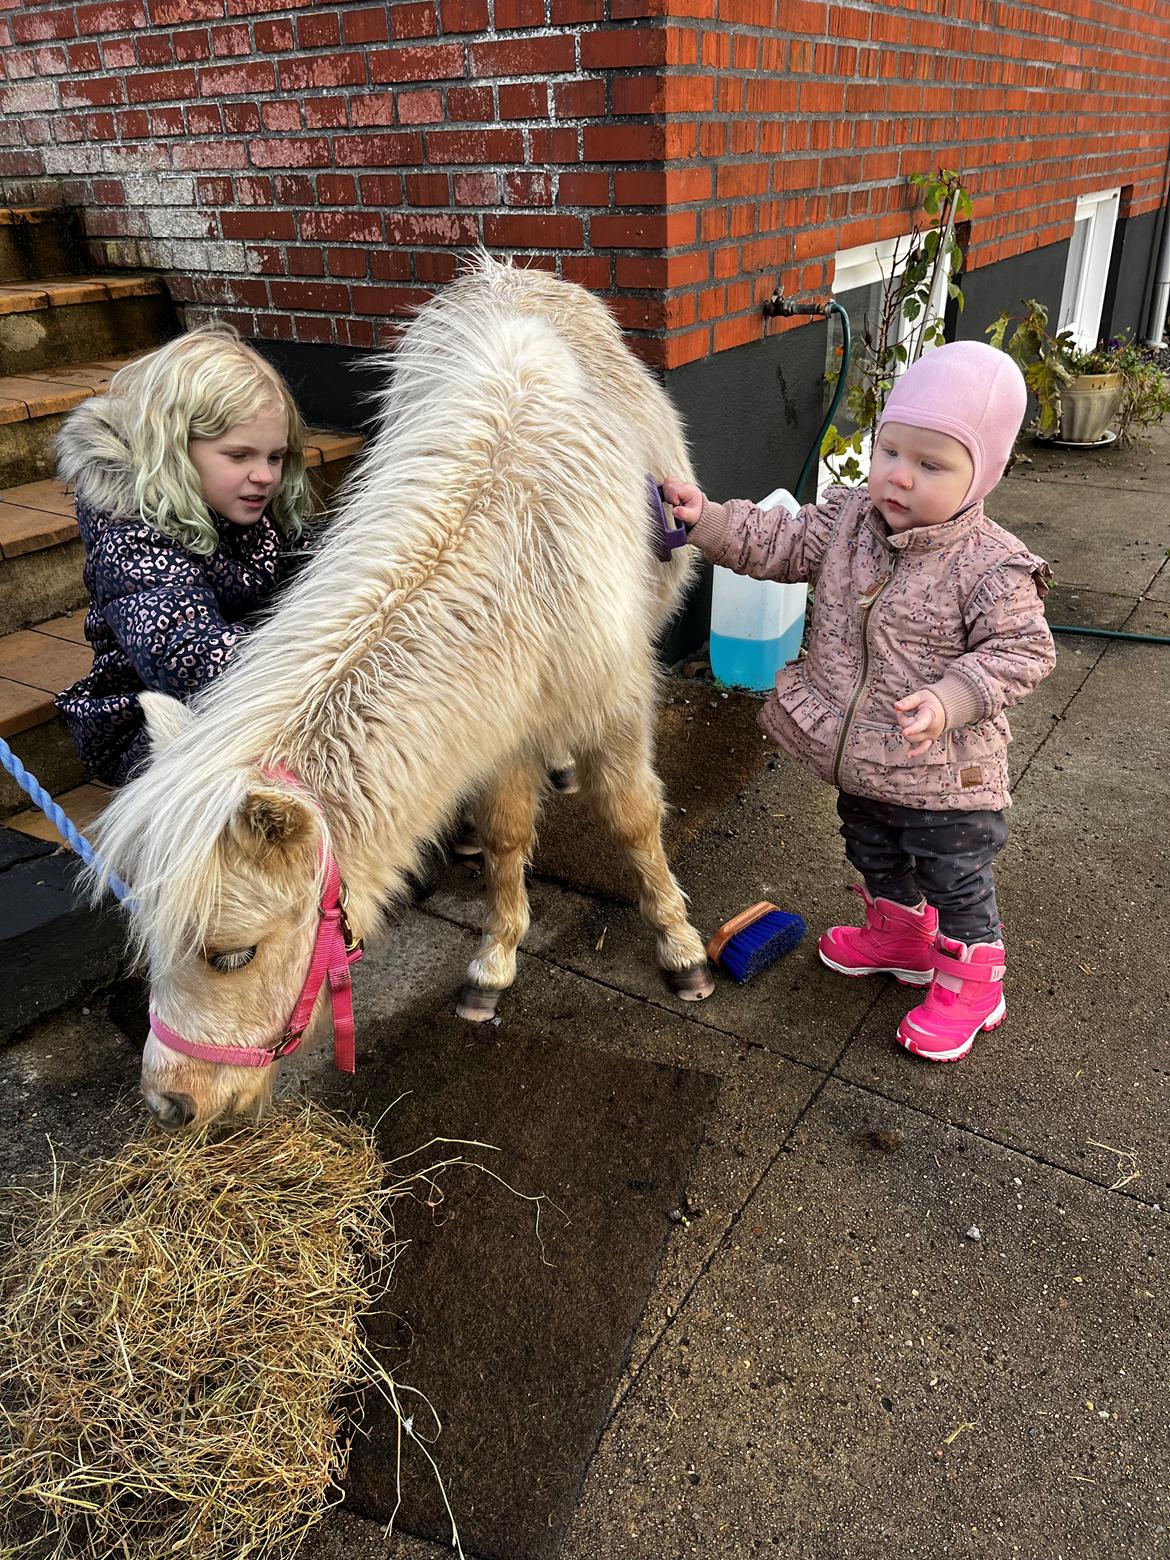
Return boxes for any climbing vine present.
[821,168,971,484]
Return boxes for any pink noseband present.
[149,765,363,1073]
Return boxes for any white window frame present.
[1058,188,1120,351]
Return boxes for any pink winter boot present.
[897,935,1007,1062]
[818,886,938,985]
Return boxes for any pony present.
[90,255,715,1128]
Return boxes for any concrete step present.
[0,205,84,284]
[6,780,110,847]
[0,356,133,489]
[0,428,363,639]
[0,273,178,377]
[0,610,91,817]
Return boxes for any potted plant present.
[987,300,1170,446]
[1100,334,1170,445]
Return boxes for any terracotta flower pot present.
[1056,371,1124,443]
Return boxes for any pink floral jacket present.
[689,484,1056,811]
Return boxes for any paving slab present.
[427,756,881,1076]
[1044,584,1145,632]
[1142,554,1170,606]
[1012,421,1170,492]
[335,1016,718,1560]
[562,1077,1169,1560]
[0,1002,141,1181]
[994,480,1170,598]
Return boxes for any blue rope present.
[0,737,133,905]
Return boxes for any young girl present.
[55,325,313,786]
[664,340,1056,1063]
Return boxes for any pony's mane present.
[89,254,651,967]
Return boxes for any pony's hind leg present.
[576,718,714,1002]
[457,763,539,1023]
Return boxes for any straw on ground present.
[0,1102,486,1560]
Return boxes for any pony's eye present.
[207,946,257,973]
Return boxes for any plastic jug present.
[709,487,808,692]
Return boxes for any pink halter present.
[149,766,363,1074]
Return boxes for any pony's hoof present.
[549,764,579,795]
[457,983,502,1023]
[665,961,715,1002]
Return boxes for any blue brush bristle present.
[720,910,806,983]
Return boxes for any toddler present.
[55,325,313,786]
[664,341,1055,1062]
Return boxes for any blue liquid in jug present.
[710,619,804,692]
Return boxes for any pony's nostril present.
[153,1091,197,1129]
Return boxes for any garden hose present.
[1049,623,1170,645]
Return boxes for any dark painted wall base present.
[958,240,1070,343]
[252,339,386,434]
[1105,207,1161,344]
[661,316,829,660]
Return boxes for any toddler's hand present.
[661,478,704,527]
[894,688,946,757]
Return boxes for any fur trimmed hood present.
[54,391,141,519]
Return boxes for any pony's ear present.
[232,781,317,863]
[140,692,194,752]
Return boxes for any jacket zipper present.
[832,564,895,789]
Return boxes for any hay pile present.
[0,1102,462,1560]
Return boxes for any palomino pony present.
[91,255,714,1128]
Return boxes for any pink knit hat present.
[876,341,1027,509]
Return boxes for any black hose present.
[794,301,851,499]
[1050,623,1170,645]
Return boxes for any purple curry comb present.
[647,475,688,562]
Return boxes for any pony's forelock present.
[91,748,329,973]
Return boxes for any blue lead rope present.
[0,736,132,905]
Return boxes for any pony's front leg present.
[577,721,714,1002]
[457,764,539,1023]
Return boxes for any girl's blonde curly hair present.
[107,324,313,556]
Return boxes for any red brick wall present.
[2,0,1168,370]
[662,0,1170,366]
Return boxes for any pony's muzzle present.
[145,1089,198,1130]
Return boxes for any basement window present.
[1057,189,1120,351]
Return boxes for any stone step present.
[0,356,134,489]
[0,273,178,377]
[0,609,92,740]
[0,610,91,817]
[0,428,363,639]
[0,206,84,284]
[6,780,110,847]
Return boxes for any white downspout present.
[1144,150,1170,347]
[1146,231,1170,347]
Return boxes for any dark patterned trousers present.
[835,791,1009,944]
